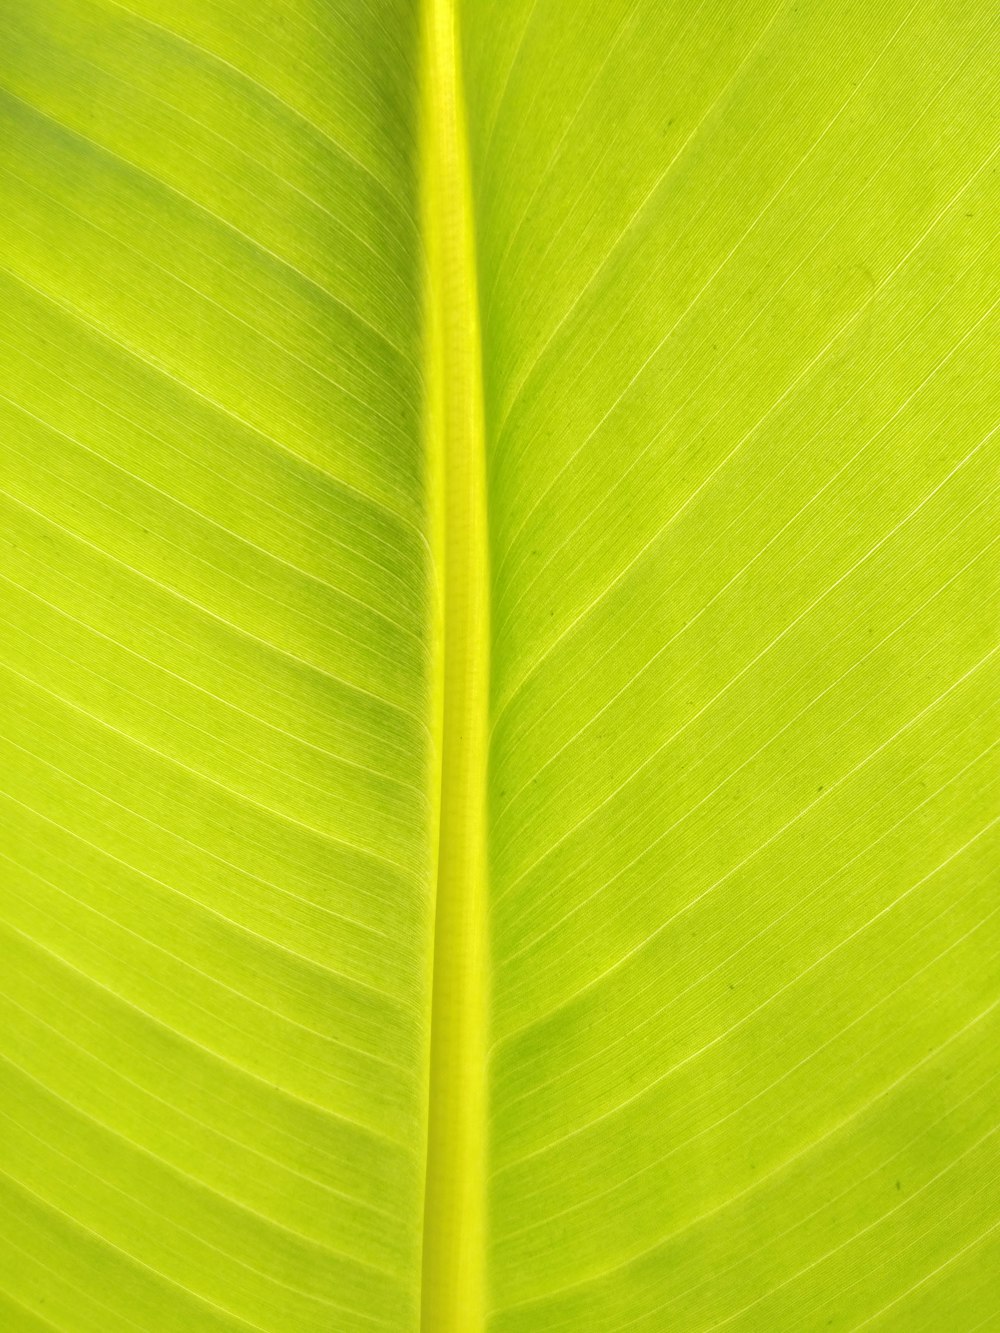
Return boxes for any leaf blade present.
[463,0,1000,1324]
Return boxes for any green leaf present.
[0,0,997,1330]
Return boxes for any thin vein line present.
[494,997,1000,1316]
[0,1115,391,1326]
[491,0,793,450]
[0,1217,151,1333]
[701,1121,1000,1329]
[0,652,422,879]
[0,1049,397,1278]
[493,739,1000,1173]
[0,568,422,797]
[494,554,992,993]
[0,87,415,371]
[0,449,420,707]
[0,833,405,1039]
[494,711,1000,1095]
[849,1221,1000,1330]
[0,161,419,462]
[68,39,408,270]
[0,1166,273,1333]
[0,725,407,936]
[0,311,425,589]
[495,619,999,1047]
[0,980,396,1219]
[0,916,404,1144]
[0,484,427,734]
[0,1285,59,1332]
[495,418,1000,911]
[488,55,985,662]
[478,0,540,166]
[480,0,652,321]
[0,389,420,639]
[493,275,996,827]
[98,0,416,214]
[492,138,998,727]
[0,263,427,543]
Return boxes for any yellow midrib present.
[420,0,490,1328]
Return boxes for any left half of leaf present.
[0,1,437,1329]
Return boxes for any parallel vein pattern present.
[463,0,1000,1326]
[0,2,434,1329]
[2,0,998,1329]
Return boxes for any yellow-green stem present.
[420,0,490,1327]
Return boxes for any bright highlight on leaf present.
[0,0,997,1330]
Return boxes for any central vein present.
[420,0,490,1327]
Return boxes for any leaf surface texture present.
[0,0,997,1329]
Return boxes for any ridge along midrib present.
[419,0,491,1328]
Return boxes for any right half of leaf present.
[463,0,1000,1327]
